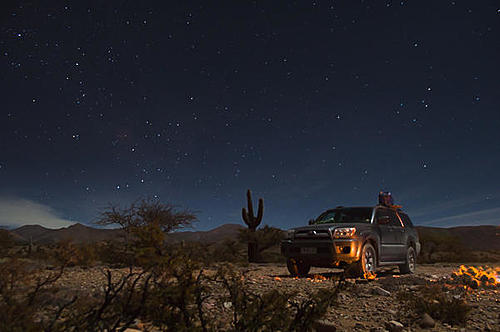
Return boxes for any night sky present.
[1,1,499,230]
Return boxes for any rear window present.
[398,213,414,227]
[314,208,373,224]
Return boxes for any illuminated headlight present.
[286,230,295,239]
[333,227,356,238]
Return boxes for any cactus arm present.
[242,208,249,225]
[256,198,263,224]
[246,189,254,219]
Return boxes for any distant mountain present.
[10,223,244,245]
[165,224,245,243]
[9,223,499,251]
[11,223,124,244]
[416,225,500,251]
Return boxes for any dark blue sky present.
[1,1,499,230]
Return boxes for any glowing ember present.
[274,276,282,281]
[450,265,500,289]
[306,275,328,283]
[364,271,377,280]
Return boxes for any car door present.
[375,208,400,261]
[388,209,406,261]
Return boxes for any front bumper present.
[280,238,363,267]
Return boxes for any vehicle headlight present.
[286,230,295,239]
[333,227,356,238]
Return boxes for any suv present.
[280,206,420,278]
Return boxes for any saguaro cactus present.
[242,189,263,262]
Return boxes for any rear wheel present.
[399,246,416,274]
[347,243,377,278]
[287,258,310,277]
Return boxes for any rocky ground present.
[54,263,499,331]
[239,263,499,331]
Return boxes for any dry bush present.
[418,231,469,263]
[397,284,471,326]
[238,225,284,262]
[216,265,339,332]
[0,258,72,331]
[0,230,14,257]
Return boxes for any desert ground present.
[53,262,499,332]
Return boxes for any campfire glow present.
[450,265,500,289]
[364,271,377,280]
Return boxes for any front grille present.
[317,247,331,254]
[294,229,331,239]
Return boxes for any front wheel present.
[347,243,377,278]
[399,246,416,274]
[287,258,310,277]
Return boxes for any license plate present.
[300,247,317,254]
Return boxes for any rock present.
[384,320,404,332]
[223,301,232,309]
[313,319,337,332]
[373,286,391,296]
[419,313,435,328]
[354,322,365,329]
[387,309,397,316]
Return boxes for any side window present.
[387,210,402,227]
[398,213,413,227]
[375,208,390,224]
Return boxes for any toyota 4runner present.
[280,206,420,278]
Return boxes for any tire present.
[347,243,377,278]
[399,246,416,274]
[287,258,310,277]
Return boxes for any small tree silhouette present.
[97,198,197,266]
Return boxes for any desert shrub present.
[397,284,471,326]
[95,241,133,267]
[238,225,284,262]
[206,240,246,264]
[418,230,468,263]
[61,268,152,331]
[48,240,98,267]
[216,264,339,332]
[0,258,71,331]
[0,230,14,257]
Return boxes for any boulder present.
[419,313,435,328]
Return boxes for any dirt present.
[57,263,499,331]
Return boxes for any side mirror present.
[378,216,390,225]
[308,219,315,225]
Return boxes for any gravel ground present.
[55,263,499,331]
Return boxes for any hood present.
[291,223,365,232]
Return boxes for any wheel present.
[346,243,377,278]
[287,258,310,277]
[399,246,416,274]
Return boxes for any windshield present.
[314,208,373,224]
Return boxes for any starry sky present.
[1,1,499,230]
